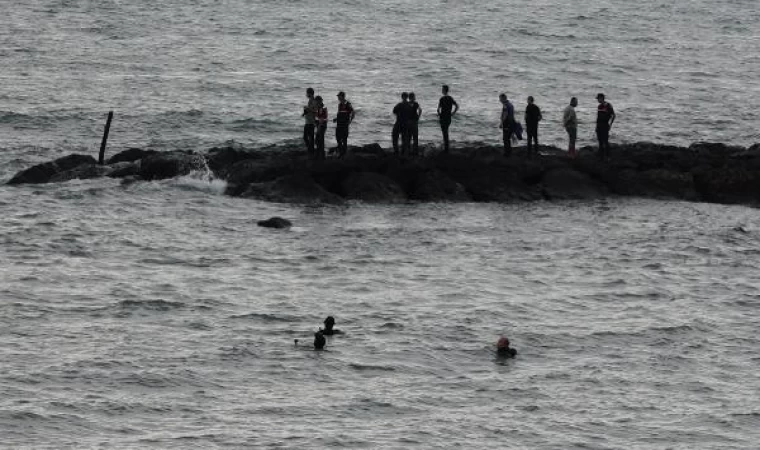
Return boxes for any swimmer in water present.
[322,316,343,336]
[314,330,326,350]
[496,336,517,358]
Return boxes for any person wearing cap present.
[595,93,616,160]
[563,97,579,158]
[334,91,355,158]
[314,96,328,159]
[302,88,318,156]
[437,85,459,153]
[499,93,516,157]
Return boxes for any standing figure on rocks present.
[302,87,317,156]
[524,96,543,158]
[315,96,328,160]
[499,94,516,157]
[334,91,355,158]
[563,97,578,158]
[408,92,422,156]
[596,93,616,161]
[392,92,410,156]
[437,85,459,153]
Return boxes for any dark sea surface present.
[2,1,760,448]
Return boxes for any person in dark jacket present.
[524,96,542,158]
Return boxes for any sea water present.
[2,1,760,448]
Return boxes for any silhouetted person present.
[437,85,458,153]
[408,92,422,156]
[302,88,317,156]
[496,336,517,358]
[314,330,326,350]
[563,97,578,158]
[314,96,328,160]
[499,94,515,157]
[334,91,355,158]
[392,92,410,155]
[322,316,343,335]
[525,96,542,157]
[596,93,615,161]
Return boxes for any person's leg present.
[392,123,400,155]
[440,118,451,153]
[600,127,610,160]
[401,126,410,155]
[411,123,419,156]
[304,124,312,155]
[596,128,604,159]
[339,127,349,157]
[503,126,512,157]
[316,125,325,159]
[568,127,577,158]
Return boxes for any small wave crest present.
[118,299,185,311]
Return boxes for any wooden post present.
[98,111,114,165]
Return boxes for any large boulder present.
[49,164,112,183]
[257,217,292,229]
[409,170,471,202]
[205,146,263,176]
[241,174,344,204]
[107,148,156,164]
[139,151,205,181]
[611,168,697,200]
[7,154,97,185]
[542,168,606,200]
[693,168,760,204]
[106,161,141,178]
[341,172,406,202]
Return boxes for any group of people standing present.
[302,88,355,159]
[301,86,616,160]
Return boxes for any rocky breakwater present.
[7,142,760,206]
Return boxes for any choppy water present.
[3,1,760,448]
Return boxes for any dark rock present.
[205,146,263,176]
[7,154,97,185]
[409,170,471,202]
[139,151,205,181]
[353,143,385,155]
[693,167,760,204]
[107,148,156,164]
[49,163,112,183]
[257,217,292,229]
[611,169,697,200]
[106,161,141,178]
[342,172,407,202]
[542,168,607,200]
[242,174,344,204]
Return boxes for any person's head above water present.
[496,335,516,357]
[324,316,335,330]
[314,330,326,350]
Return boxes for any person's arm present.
[437,98,443,116]
[349,104,355,124]
[416,104,422,120]
[608,104,615,127]
[538,107,542,122]
[452,99,459,116]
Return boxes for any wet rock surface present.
[8,142,760,206]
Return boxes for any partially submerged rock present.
[7,154,97,185]
[257,217,292,229]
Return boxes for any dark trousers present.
[440,116,451,152]
[502,126,512,157]
[408,121,419,155]
[315,124,326,159]
[336,126,349,158]
[526,124,539,156]
[303,124,315,155]
[596,126,610,159]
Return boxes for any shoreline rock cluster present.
[7,142,760,206]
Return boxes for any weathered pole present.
[98,111,114,165]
